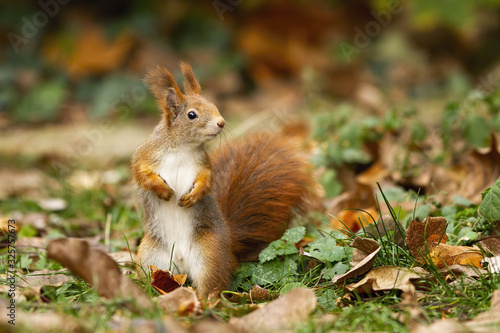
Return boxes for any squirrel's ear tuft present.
[144,66,185,117]
[180,62,202,95]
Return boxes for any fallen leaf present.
[229,288,316,333]
[479,236,500,256]
[332,237,381,285]
[483,256,500,273]
[16,269,71,288]
[156,287,202,316]
[437,265,486,280]
[356,162,390,186]
[224,284,276,304]
[191,320,236,333]
[47,238,153,312]
[427,243,483,268]
[328,184,378,234]
[150,265,186,295]
[345,266,428,295]
[405,217,448,259]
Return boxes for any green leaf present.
[321,169,343,198]
[317,289,337,311]
[308,238,347,263]
[253,257,298,285]
[282,227,306,243]
[479,178,500,222]
[280,282,306,295]
[453,195,474,207]
[321,262,350,280]
[15,80,67,122]
[464,115,490,148]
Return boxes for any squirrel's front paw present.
[153,180,173,201]
[179,186,203,208]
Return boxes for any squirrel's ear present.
[166,87,181,119]
[144,66,185,118]
[180,62,202,95]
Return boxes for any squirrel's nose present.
[217,118,225,128]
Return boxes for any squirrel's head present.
[145,62,225,146]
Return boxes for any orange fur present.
[211,132,322,261]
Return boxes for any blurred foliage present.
[0,0,498,124]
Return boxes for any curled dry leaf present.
[437,265,486,280]
[332,237,381,285]
[345,266,428,295]
[150,265,187,295]
[156,287,202,316]
[229,288,317,333]
[405,217,448,259]
[47,238,153,312]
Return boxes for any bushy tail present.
[211,132,322,262]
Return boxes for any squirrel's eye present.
[187,111,198,120]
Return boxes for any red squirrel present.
[132,63,321,298]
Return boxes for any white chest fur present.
[144,148,204,282]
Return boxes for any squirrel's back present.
[211,132,322,261]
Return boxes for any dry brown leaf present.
[480,236,500,256]
[224,284,275,304]
[405,217,448,259]
[332,237,381,285]
[229,288,316,333]
[191,320,235,333]
[8,269,73,298]
[356,161,390,186]
[150,265,186,295]
[156,287,202,316]
[47,238,153,312]
[428,244,483,268]
[345,266,428,295]
[437,264,486,280]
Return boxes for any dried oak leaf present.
[229,288,316,333]
[47,238,152,312]
[156,287,202,316]
[405,217,448,259]
[332,237,381,285]
[150,265,186,295]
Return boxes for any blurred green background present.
[1,0,499,125]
